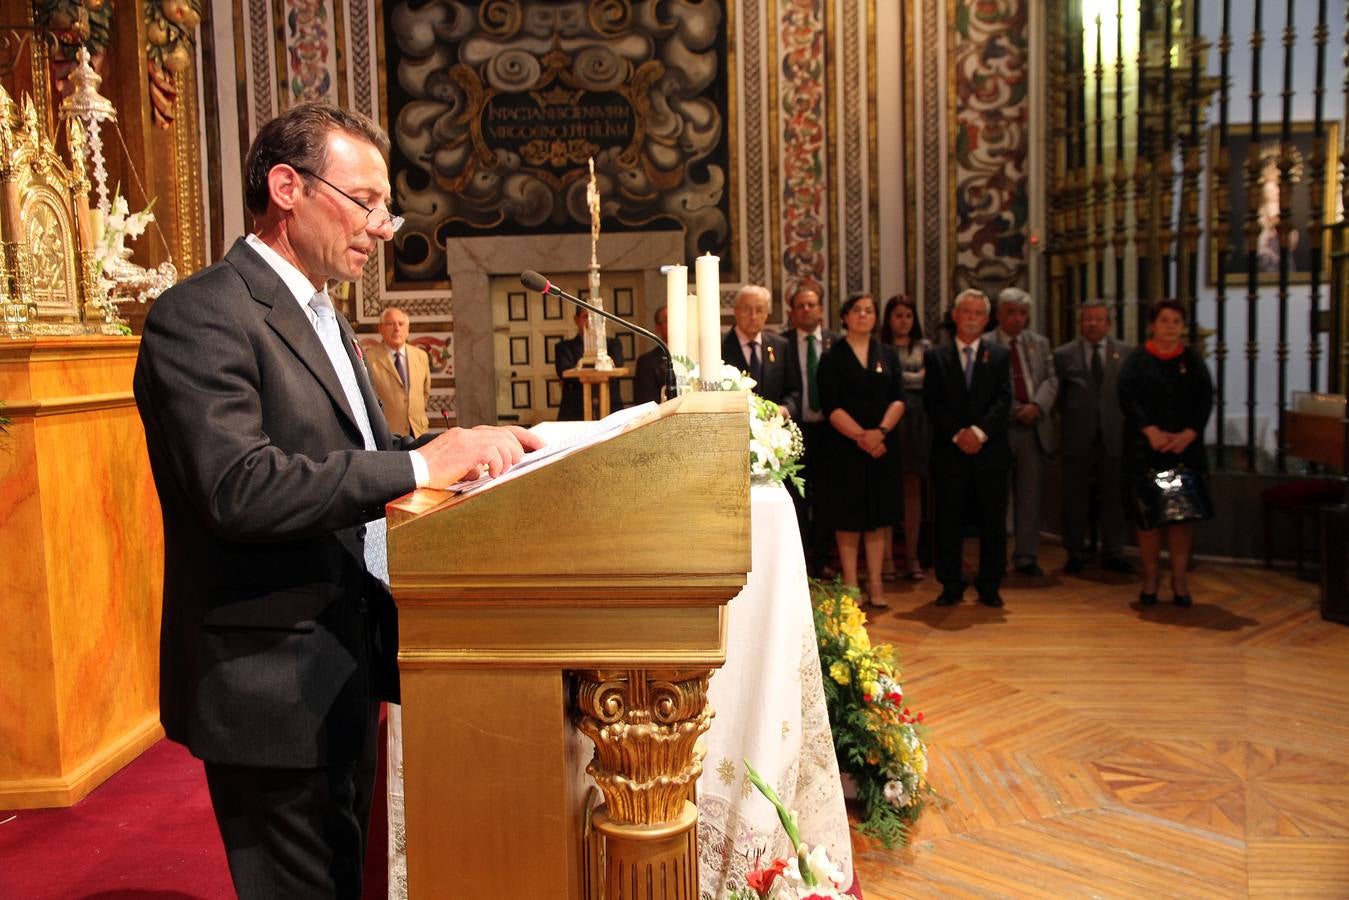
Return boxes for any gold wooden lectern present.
[386,391,750,898]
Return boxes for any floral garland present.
[812,579,930,847]
[675,358,805,491]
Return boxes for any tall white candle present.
[695,252,721,378]
[684,292,701,373]
[665,264,687,364]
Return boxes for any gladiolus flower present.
[745,858,788,896]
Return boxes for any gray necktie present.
[394,350,408,394]
[962,345,974,388]
[310,291,387,585]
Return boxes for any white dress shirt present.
[794,325,825,424]
[953,335,987,444]
[244,234,429,486]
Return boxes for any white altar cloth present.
[695,483,853,897]
[385,483,851,898]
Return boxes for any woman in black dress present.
[818,292,906,608]
[881,293,933,580]
[1117,299,1214,607]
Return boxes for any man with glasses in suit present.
[134,103,539,898]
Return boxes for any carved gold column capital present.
[574,667,713,900]
[574,667,713,825]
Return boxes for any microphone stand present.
[521,273,677,400]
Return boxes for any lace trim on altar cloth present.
[697,624,854,899]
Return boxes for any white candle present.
[695,252,721,378]
[665,264,687,364]
[684,291,701,373]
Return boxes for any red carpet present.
[0,717,390,899]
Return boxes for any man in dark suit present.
[988,287,1058,576]
[1054,299,1134,574]
[780,285,841,573]
[555,307,626,420]
[133,103,538,898]
[924,288,1014,607]
[722,284,801,419]
[632,304,670,405]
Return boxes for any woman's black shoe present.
[1173,594,1193,607]
[1139,592,1159,606]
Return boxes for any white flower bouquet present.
[675,357,806,491]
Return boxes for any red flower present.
[917,711,925,723]
[887,691,902,704]
[862,694,872,704]
[746,858,788,897]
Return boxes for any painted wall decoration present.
[285,0,336,102]
[952,0,1028,294]
[778,0,828,297]
[382,0,732,285]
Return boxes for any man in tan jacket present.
[365,306,431,436]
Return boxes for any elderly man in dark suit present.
[1054,299,1134,574]
[989,287,1058,577]
[722,284,802,420]
[924,288,1014,607]
[781,285,841,573]
[133,103,538,898]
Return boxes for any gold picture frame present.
[1207,120,1341,286]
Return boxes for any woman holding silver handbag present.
[1118,299,1215,608]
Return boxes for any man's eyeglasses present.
[293,165,404,235]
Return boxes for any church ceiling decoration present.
[382,0,732,287]
[951,0,1027,294]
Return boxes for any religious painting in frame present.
[1207,121,1341,285]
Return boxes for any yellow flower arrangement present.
[811,579,931,848]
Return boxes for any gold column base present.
[592,801,699,900]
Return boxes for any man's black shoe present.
[977,593,1005,608]
[935,591,962,607]
[1063,555,1085,574]
[1102,556,1134,574]
[1014,562,1045,577]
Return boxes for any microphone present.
[519,270,676,397]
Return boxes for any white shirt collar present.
[956,335,981,355]
[734,326,762,347]
[245,234,326,315]
[798,325,823,343]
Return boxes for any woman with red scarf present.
[1117,299,1215,607]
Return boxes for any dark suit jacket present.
[722,329,802,420]
[923,339,1014,472]
[1054,335,1132,458]
[632,346,669,405]
[133,238,417,769]
[780,326,842,420]
[555,335,625,420]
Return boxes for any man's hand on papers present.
[420,425,544,488]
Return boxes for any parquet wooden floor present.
[850,546,1349,899]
